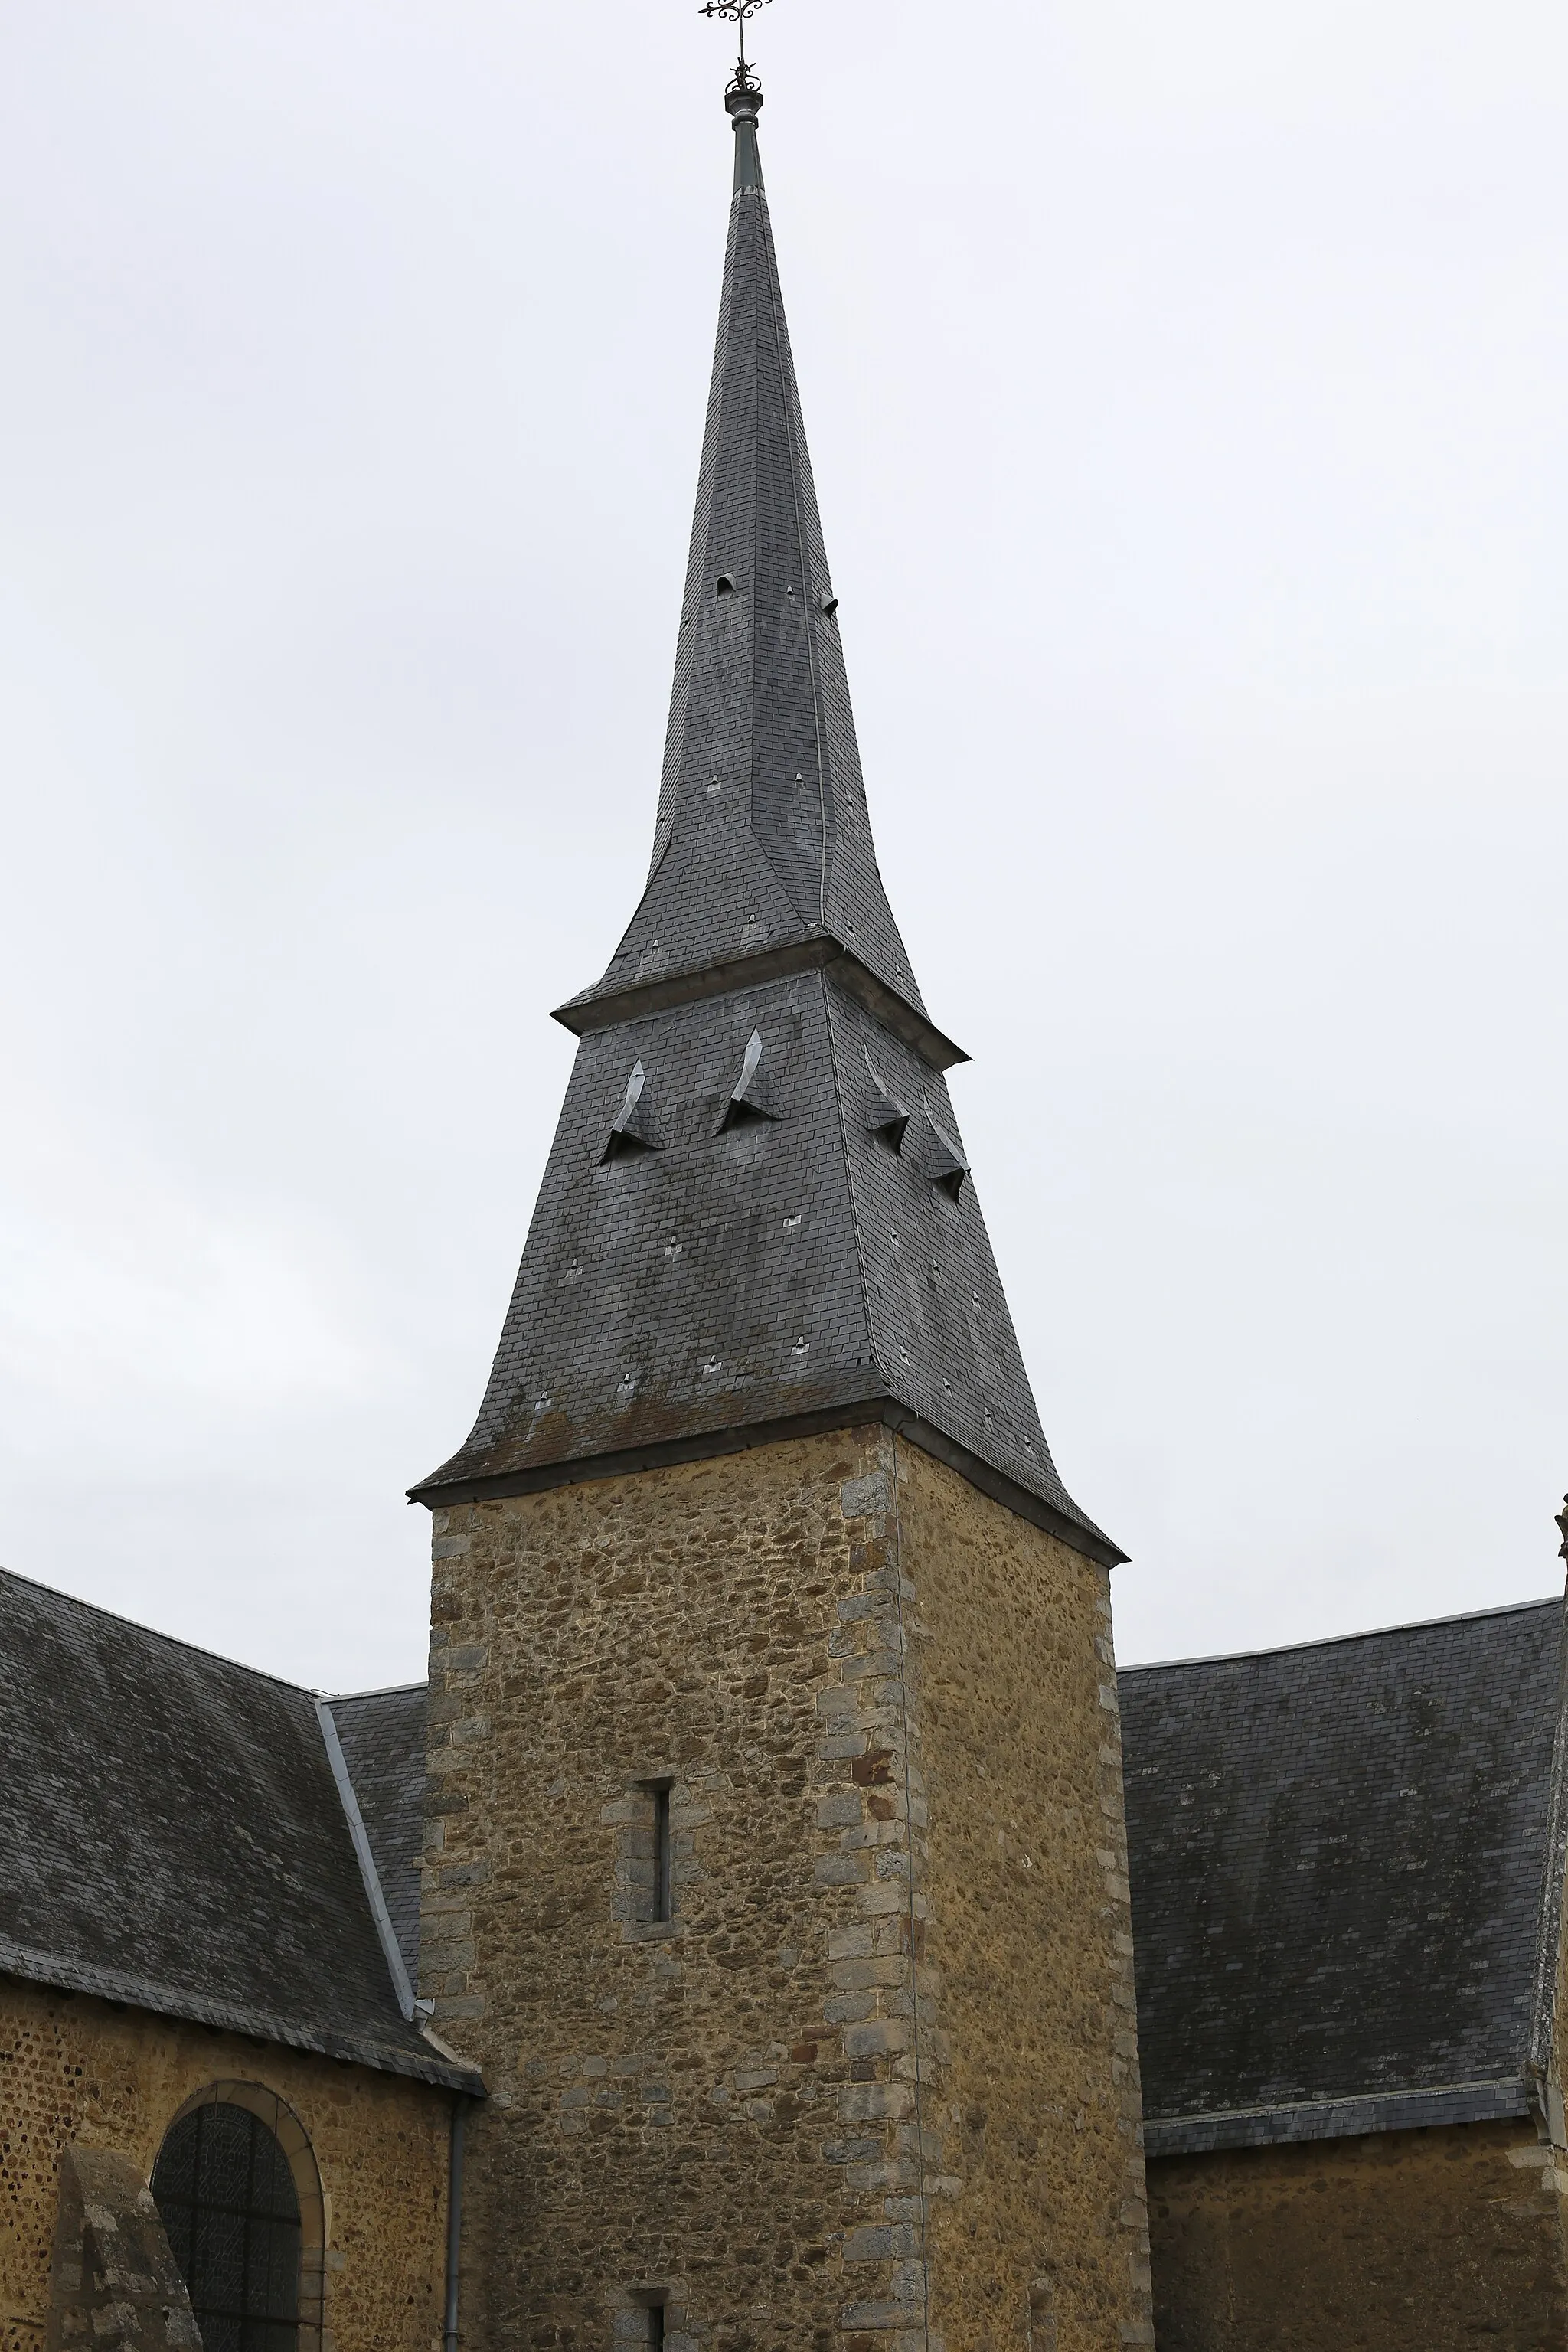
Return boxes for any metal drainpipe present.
[443,2096,469,2352]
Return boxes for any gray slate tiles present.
[413,93,1118,1567]
[328,1682,428,1982]
[0,1568,472,2089]
[1121,1599,1566,2153]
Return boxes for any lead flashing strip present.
[0,1935,482,2095]
[315,1694,417,2024]
[554,935,968,1074]
[1143,2078,1531,2158]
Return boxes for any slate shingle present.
[412,96,1119,1569]
[0,1569,473,2091]
[1121,1599,1565,2154]
[328,1684,427,1983]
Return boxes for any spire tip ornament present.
[699,0,770,107]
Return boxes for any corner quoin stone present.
[420,1423,1151,2347]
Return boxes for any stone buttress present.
[413,61,1149,2352]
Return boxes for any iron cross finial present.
[699,0,771,90]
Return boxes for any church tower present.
[413,58,1151,2352]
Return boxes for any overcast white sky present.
[1,0,1564,1690]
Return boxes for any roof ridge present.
[0,1563,318,1695]
[325,1678,428,1703]
[1121,1591,1563,1677]
[0,1563,428,1702]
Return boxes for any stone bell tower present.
[412,57,1151,2352]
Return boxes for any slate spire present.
[554,65,959,1071]
[413,78,1122,1567]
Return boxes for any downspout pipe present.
[444,2094,470,2352]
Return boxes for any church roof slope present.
[1121,1597,1566,2156]
[0,1568,475,2092]
[328,1682,426,1982]
[412,76,1121,1570]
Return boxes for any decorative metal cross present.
[698,0,771,87]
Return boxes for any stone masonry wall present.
[421,1422,1145,2350]
[1551,1823,1568,2146]
[1147,2122,1568,2350]
[0,1978,451,2352]
[896,1442,1150,2351]
[42,2144,199,2352]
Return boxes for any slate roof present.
[413,81,1121,1568]
[1121,1599,1567,2156]
[0,1568,475,2092]
[328,1683,426,1980]
[18,1554,1553,2141]
[556,82,937,1057]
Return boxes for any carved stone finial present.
[1557,1493,1568,1563]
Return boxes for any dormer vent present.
[410,61,1123,1575]
[601,1061,662,1163]
[923,1106,969,1201]
[864,1056,909,1152]
[716,1028,781,1132]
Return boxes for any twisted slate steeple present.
[414,77,1121,1566]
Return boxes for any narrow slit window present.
[648,2302,666,2350]
[652,1785,672,1922]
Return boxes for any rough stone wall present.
[0,1978,450,2352]
[1551,1831,1568,2146]
[897,1442,1150,2351]
[1147,2122,1568,2350]
[422,1422,1144,2350]
[42,2145,198,2352]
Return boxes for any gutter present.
[0,1933,478,2095]
[1144,2076,1532,2158]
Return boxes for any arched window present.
[152,2092,313,2351]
